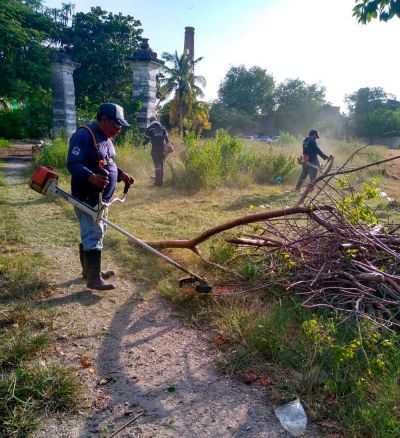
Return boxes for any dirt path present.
[1,144,324,438]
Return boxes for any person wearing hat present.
[143,116,170,187]
[295,129,333,191]
[67,103,135,290]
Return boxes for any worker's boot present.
[79,244,115,280]
[84,250,115,291]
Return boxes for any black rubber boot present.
[79,244,115,280]
[84,250,115,290]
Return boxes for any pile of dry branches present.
[151,151,400,329]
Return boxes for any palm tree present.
[159,51,206,135]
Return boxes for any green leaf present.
[15,369,25,378]
[167,386,176,393]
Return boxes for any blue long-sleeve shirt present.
[67,122,123,206]
[303,137,328,165]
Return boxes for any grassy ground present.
[0,162,80,437]
[25,134,400,437]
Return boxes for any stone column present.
[50,52,80,137]
[184,26,195,60]
[128,39,164,133]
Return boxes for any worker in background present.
[143,116,170,187]
[295,129,333,191]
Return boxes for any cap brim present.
[116,118,130,127]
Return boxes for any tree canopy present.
[345,87,400,139]
[61,7,142,106]
[0,0,53,97]
[353,0,400,23]
[273,79,326,135]
[218,65,275,116]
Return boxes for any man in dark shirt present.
[67,103,134,290]
[143,117,169,187]
[295,129,332,191]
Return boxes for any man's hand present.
[120,172,135,187]
[88,173,109,189]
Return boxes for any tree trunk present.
[179,95,184,136]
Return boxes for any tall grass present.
[169,130,296,189]
[34,138,68,172]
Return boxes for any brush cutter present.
[29,166,213,294]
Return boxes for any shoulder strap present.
[78,125,99,151]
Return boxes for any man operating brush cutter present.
[37,103,212,294]
[67,103,135,290]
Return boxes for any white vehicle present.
[258,136,272,143]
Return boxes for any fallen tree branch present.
[148,205,333,249]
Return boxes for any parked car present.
[258,136,272,143]
[239,135,256,141]
[270,136,280,142]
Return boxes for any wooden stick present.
[107,411,144,438]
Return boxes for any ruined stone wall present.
[51,53,80,137]
[132,61,159,131]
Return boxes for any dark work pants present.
[295,164,319,189]
[151,147,165,186]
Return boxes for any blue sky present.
[45,0,400,111]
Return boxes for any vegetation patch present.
[0,163,80,437]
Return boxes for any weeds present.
[0,364,79,437]
[0,138,11,149]
[0,162,79,437]
[34,137,68,172]
[253,148,296,184]
[169,130,296,189]
[0,326,51,370]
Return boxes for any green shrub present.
[0,109,26,139]
[276,130,299,146]
[0,90,52,139]
[34,138,68,172]
[0,138,11,148]
[253,147,296,183]
[171,130,257,188]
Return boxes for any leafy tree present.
[345,87,400,138]
[0,0,55,137]
[61,7,142,106]
[159,51,206,135]
[209,104,259,135]
[0,0,54,97]
[273,79,326,135]
[353,0,400,23]
[218,65,275,115]
[345,87,389,115]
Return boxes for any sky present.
[44,0,400,112]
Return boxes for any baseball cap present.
[309,129,319,138]
[98,103,130,127]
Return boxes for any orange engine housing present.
[30,166,59,194]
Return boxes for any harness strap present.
[78,125,99,151]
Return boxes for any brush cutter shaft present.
[40,176,206,283]
[101,217,205,282]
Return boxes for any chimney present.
[184,26,195,60]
